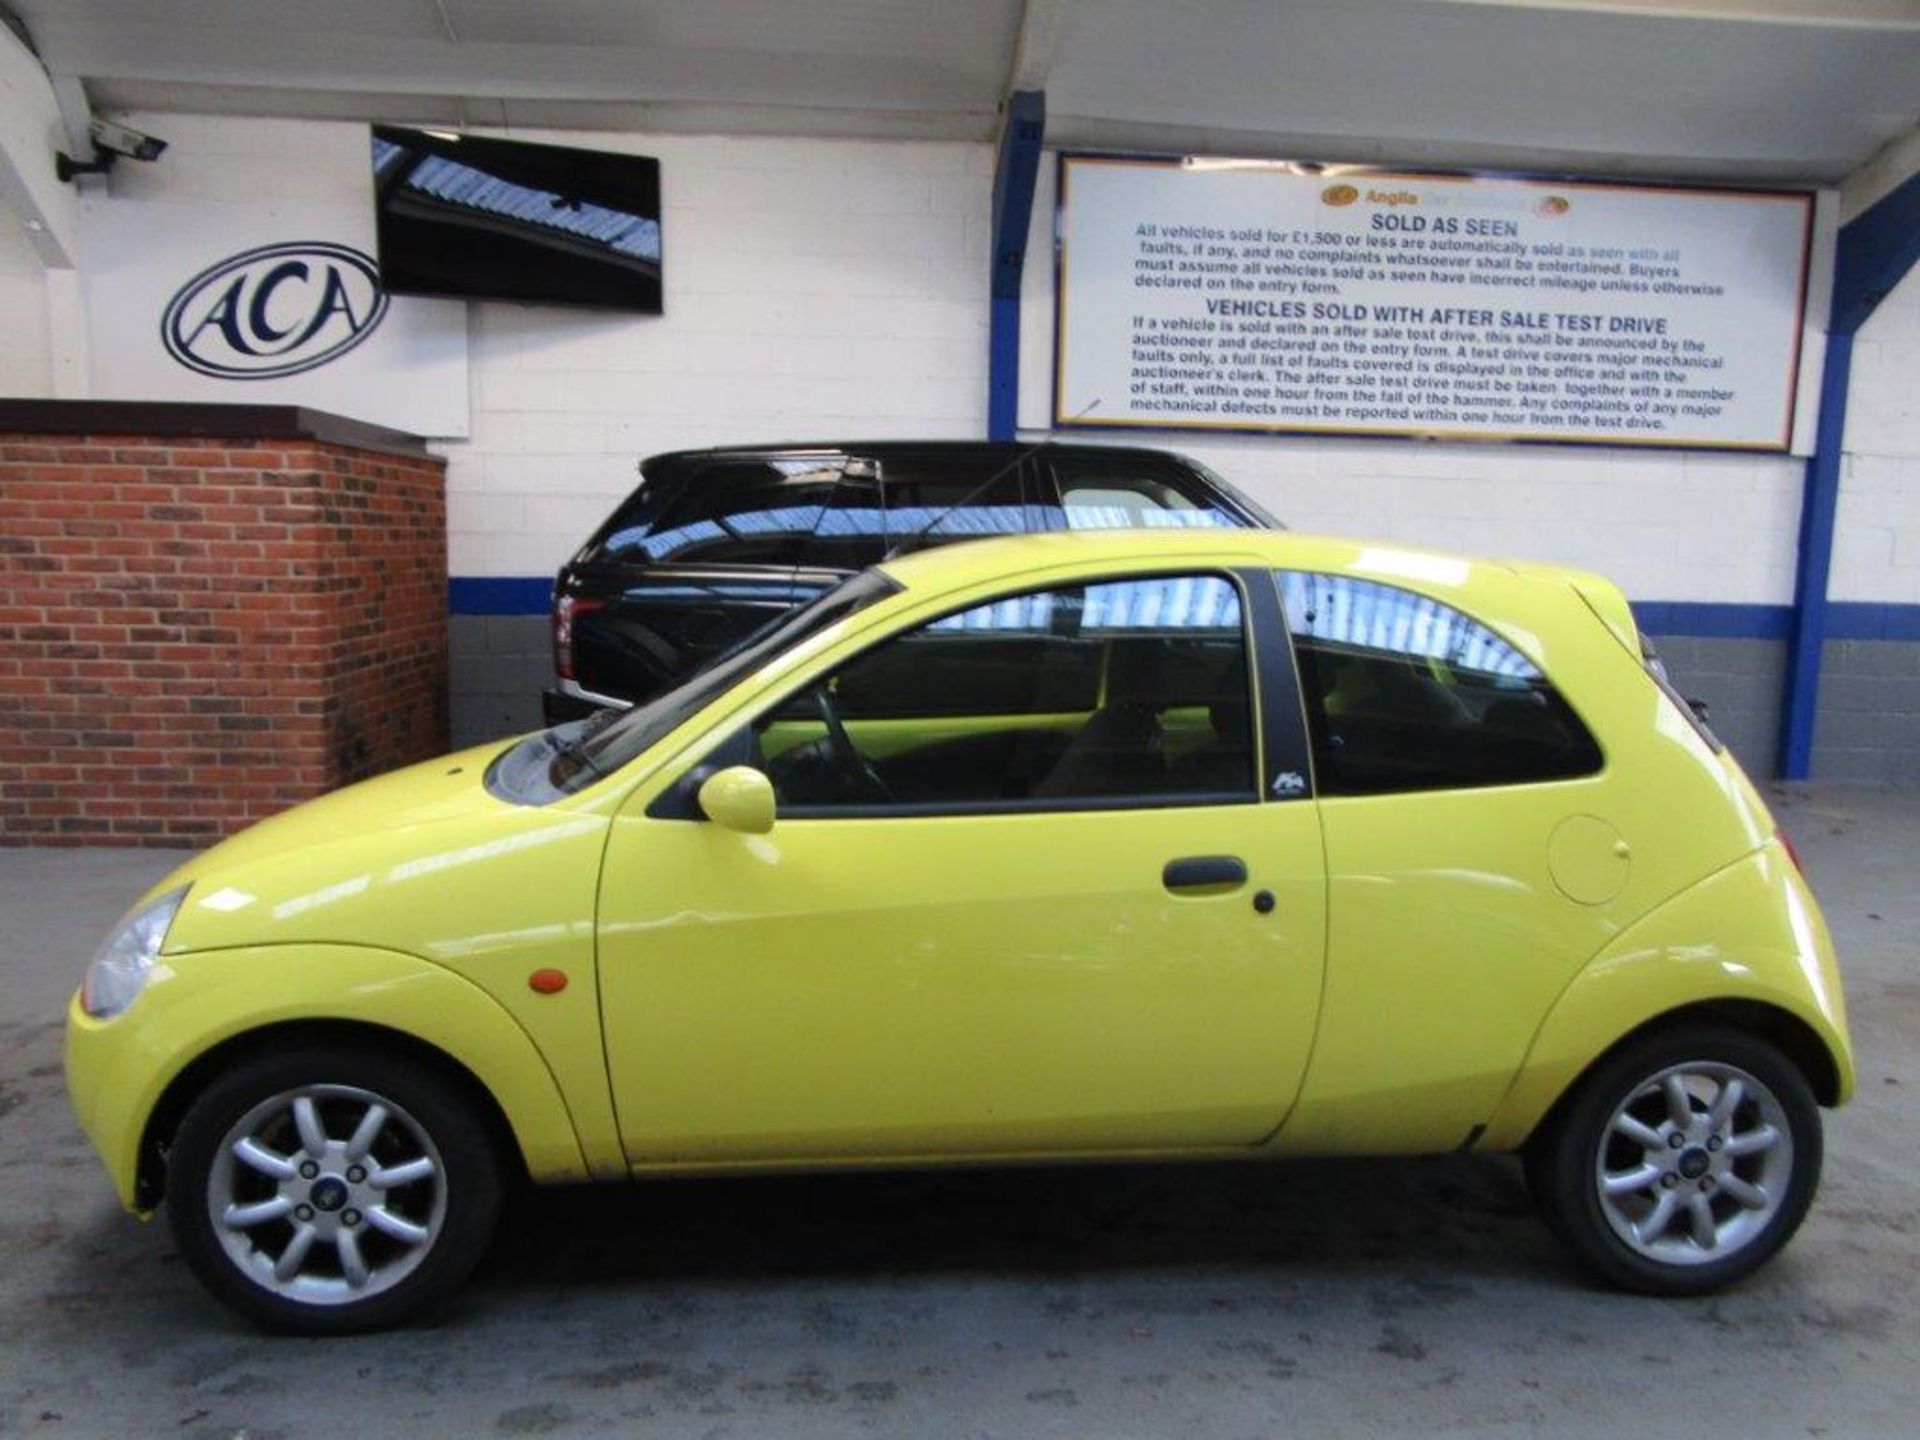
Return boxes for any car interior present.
[753,632,1256,809]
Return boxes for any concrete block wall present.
[449,615,549,750]
[1816,641,1920,783]
[1635,637,1788,777]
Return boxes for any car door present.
[596,566,1328,1166]
[1267,568,1622,1154]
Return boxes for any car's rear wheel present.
[167,1044,504,1334]
[1527,1025,1822,1295]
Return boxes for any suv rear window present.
[593,459,845,566]
[590,453,1032,570]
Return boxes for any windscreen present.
[487,570,902,804]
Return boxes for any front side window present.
[1279,571,1602,796]
[748,573,1257,812]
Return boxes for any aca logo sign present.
[160,241,389,380]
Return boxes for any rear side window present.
[869,456,1031,555]
[595,459,844,566]
[807,457,1032,568]
[1048,455,1238,532]
[1279,570,1602,796]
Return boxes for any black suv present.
[544,441,1277,722]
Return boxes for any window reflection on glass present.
[602,463,843,566]
[1052,460,1233,532]
[597,459,1034,569]
[1279,572,1539,680]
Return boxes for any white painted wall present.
[445,130,991,577]
[0,110,1907,616]
[0,23,79,266]
[0,112,991,579]
[0,22,65,397]
[1015,153,1807,606]
[1832,264,1920,604]
[0,216,51,395]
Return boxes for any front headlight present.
[81,885,188,1018]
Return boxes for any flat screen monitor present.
[370,125,662,313]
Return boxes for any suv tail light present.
[1776,826,1806,876]
[553,594,604,682]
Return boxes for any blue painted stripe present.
[449,576,551,614]
[1827,602,1920,642]
[1632,602,1791,641]
[448,578,1920,641]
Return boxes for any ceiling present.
[6,0,1920,181]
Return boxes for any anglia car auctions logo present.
[160,241,389,380]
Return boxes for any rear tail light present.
[553,595,604,681]
[1776,826,1806,876]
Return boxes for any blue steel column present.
[1779,334,1854,779]
[1778,170,1920,779]
[988,90,1046,442]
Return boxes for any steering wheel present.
[812,687,894,802]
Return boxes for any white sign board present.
[81,197,470,438]
[1055,155,1816,451]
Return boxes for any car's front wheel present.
[1528,1025,1822,1295]
[167,1043,505,1334]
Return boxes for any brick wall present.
[1,415,447,845]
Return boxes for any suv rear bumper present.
[541,681,632,727]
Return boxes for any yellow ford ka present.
[66,530,1852,1332]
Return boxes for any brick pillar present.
[1,405,449,847]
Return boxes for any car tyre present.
[167,1043,505,1334]
[1528,1025,1822,1296]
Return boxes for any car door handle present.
[1162,855,1248,892]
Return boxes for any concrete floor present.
[1,787,1916,1439]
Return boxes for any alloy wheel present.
[1593,1060,1794,1266]
[205,1083,448,1305]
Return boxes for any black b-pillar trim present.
[1236,566,1315,802]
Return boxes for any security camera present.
[55,119,168,183]
[89,119,168,162]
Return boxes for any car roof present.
[871,527,1619,620]
[643,440,1199,467]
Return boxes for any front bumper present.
[65,989,158,1211]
